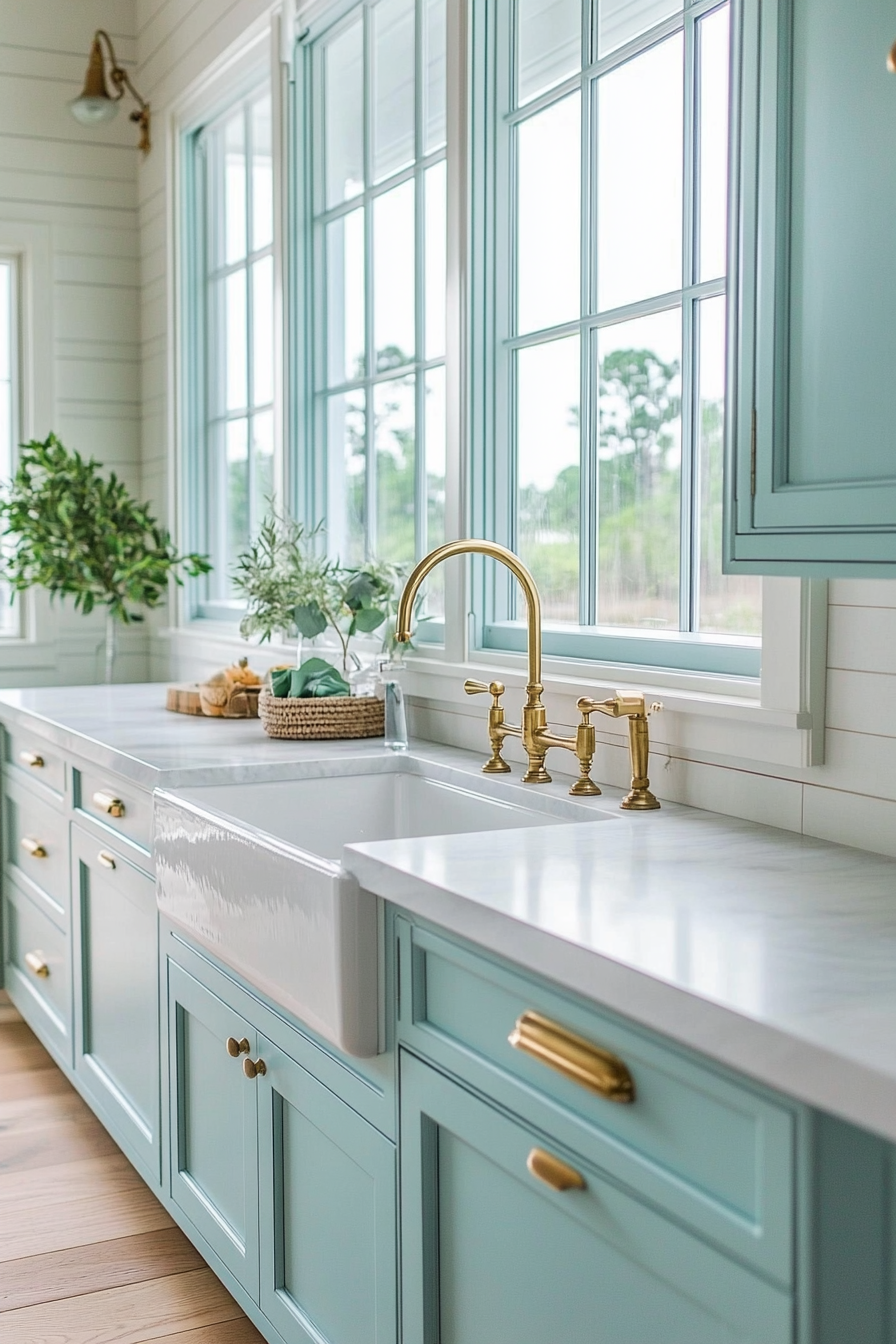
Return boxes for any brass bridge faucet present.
[395,540,662,810]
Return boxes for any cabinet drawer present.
[3,875,71,1063]
[401,1052,792,1344]
[4,727,65,797]
[73,767,151,853]
[400,921,794,1284]
[4,778,69,923]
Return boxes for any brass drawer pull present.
[509,1010,635,1104]
[19,750,44,768]
[92,790,125,818]
[97,851,117,870]
[242,1057,267,1079]
[527,1147,586,1192]
[226,1037,250,1057]
[24,951,50,979]
[20,836,47,859]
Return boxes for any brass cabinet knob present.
[92,790,125,817]
[97,851,117,870]
[225,1036,250,1058]
[242,1057,267,1079]
[19,750,44,768]
[24,951,50,979]
[509,1010,635,1103]
[888,40,896,72]
[527,1147,586,1192]
[20,836,47,859]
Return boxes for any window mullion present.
[679,6,699,633]
[581,64,597,626]
[363,5,376,558]
[414,0,426,559]
[245,103,256,540]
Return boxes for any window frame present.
[170,8,824,774]
[468,0,761,677]
[178,33,281,625]
[0,251,21,638]
[292,0,449,597]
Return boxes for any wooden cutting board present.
[166,683,203,715]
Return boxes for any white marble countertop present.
[0,683,399,788]
[4,683,896,1140]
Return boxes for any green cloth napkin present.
[270,658,350,699]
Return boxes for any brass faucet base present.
[522,764,552,784]
[570,777,601,797]
[482,756,512,775]
[621,787,661,811]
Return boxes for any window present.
[0,257,19,636]
[301,0,447,611]
[190,83,275,612]
[471,0,761,674]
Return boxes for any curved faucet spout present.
[396,539,542,689]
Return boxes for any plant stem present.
[104,609,117,684]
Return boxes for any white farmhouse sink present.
[154,755,614,1057]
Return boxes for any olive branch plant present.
[0,434,212,682]
[232,505,423,674]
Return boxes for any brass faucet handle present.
[465,679,505,707]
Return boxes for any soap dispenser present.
[378,660,408,752]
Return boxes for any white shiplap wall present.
[133,1,896,860]
[0,0,147,684]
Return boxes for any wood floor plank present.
[0,1266,244,1342]
[159,1319,268,1343]
[0,1153,142,1213]
[0,1038,55,1074]
[0,1110,119,1174]
[0,1007,21,1026]
[0,1228,206,1313]
[0,1085,97,1130]
[0,1021,31,1042]
[0,1064,74,1101]
[0,1185,175,1263]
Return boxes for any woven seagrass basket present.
[258,687,385,740]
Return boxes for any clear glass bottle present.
[379,660,408,751]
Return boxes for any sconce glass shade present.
[69,37,119,126]
[70,95,119,126]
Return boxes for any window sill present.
[400,650,816,771]
[169,578,825,772]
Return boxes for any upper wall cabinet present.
[727,0,896,574]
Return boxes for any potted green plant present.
[233,506,410,674]
[0,434,211,682]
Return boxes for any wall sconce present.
[69,31,151,154]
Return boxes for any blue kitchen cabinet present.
[71,824,161,1185]
[167,946,398,1344]
[257,1041,397,1344]
[168,957,261,1298]
[727,0,896,573]
[400,1050,793,1343]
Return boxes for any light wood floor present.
[0,991,265,1344]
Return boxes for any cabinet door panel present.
[72,826,159,1182]
[168,959,259,1299]
[729,0,896,571]
[401,1052,792,1344]
[259,1041,397,1344]
[3,872,71,1065]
